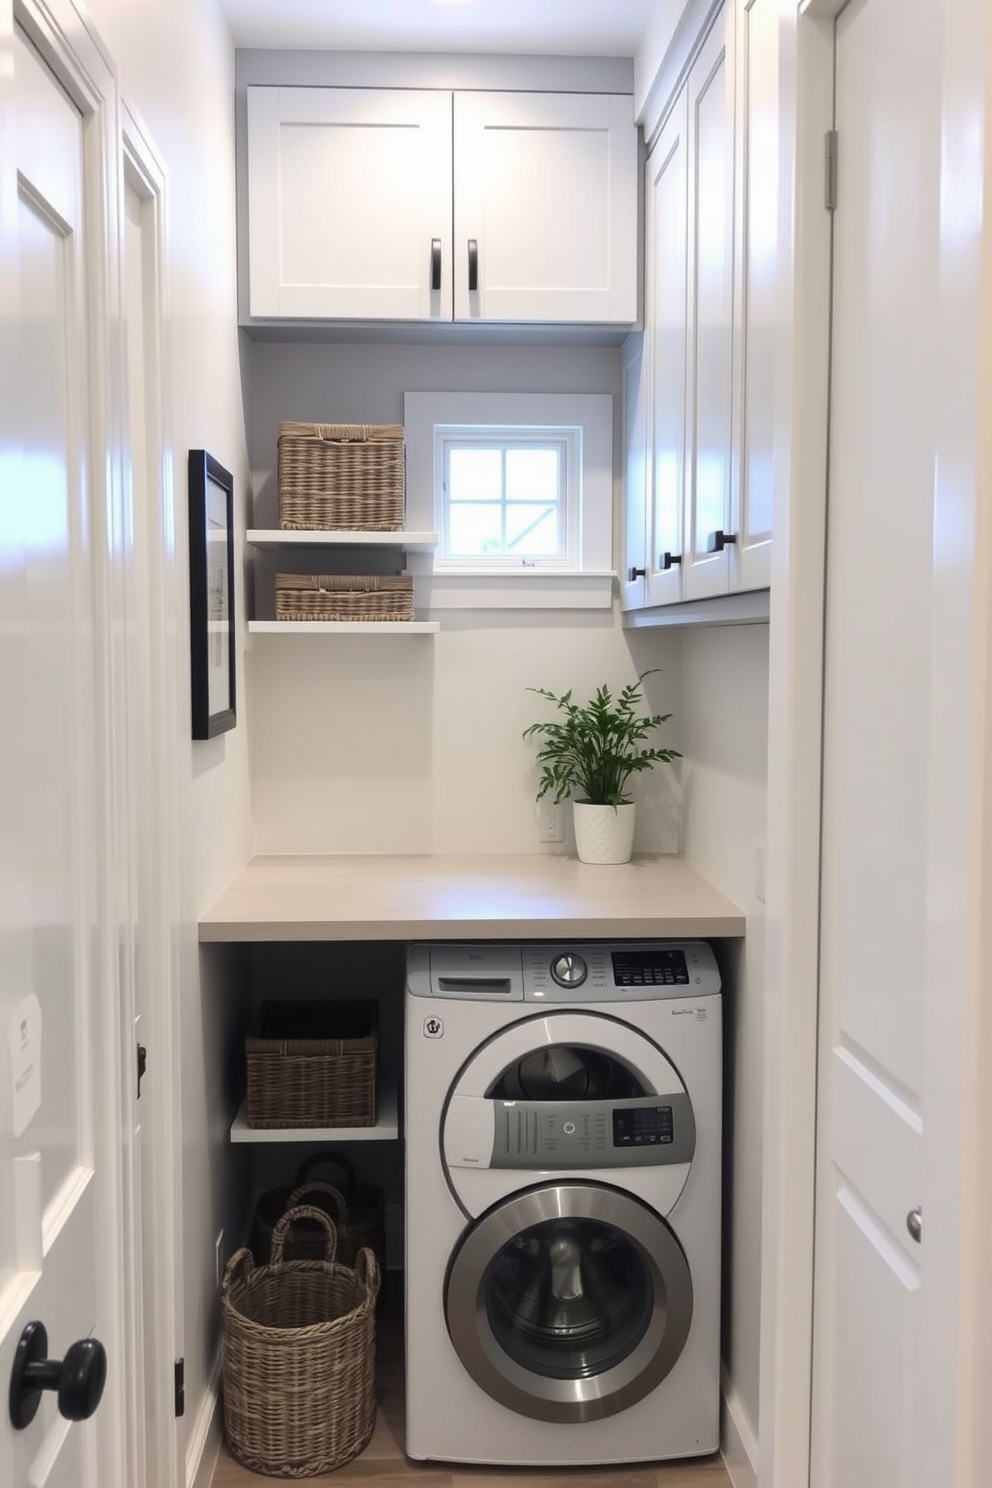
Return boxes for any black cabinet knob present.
[706,530,738,554]
[430,238,442,292]
[661,552,683,570]
[9,1322,107,1430]
[467,238,479,292]
[628,566,647,581]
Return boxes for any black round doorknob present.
[9,1321,108,1430]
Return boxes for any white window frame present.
[404,390,615,610]
[437,426,576,569]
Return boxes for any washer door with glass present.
[444,1181,692,1422]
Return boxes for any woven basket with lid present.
[277,422,405,531]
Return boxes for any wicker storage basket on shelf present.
[251,1152,386,1271]
[274,573,415,623]
[277,422,405,531]
[222,1207,380,1479]
[245,1001,379,1130]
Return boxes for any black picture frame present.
[188,450,236,739]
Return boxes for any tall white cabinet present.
[246,85,638,326]
[624,0,776,620]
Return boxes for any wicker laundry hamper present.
[222,1206,380,1479]
[277,422,405,531]
[250,1152,386,1271]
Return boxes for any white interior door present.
[811,0,941,1481]
[0,26,121,1487]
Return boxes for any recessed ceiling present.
[220,0,658,57]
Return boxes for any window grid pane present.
[443,438,565,562]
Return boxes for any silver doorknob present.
[906,1207,922,1243]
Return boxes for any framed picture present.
[188,450,236,739]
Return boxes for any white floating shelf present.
[230,1068,399,1143]
[248,620,439,634]
[247,529,439,552]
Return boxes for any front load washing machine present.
[404,940,722,1466]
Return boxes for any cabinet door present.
[730,0,776,592]
[681,5,736,601]
[644,90,690,609]
[621,333,649,611]
[246,86,453,321]
[452,92,637,324]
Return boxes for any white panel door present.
[453,91,637,324]
[681,3,736,602]
[729,0,775,594]
[811,0,941,1481]
[0,28,116,1488]
[644,90,689,609]
[246,86,454,321]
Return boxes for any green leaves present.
[523,671,681,807]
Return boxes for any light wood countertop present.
[198,853,745,942]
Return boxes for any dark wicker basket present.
[245,1002,379,1130]
[274,573,414,623]
[251,1153,386,1271]
[222,1207,380,1479]
[277,422,405,531]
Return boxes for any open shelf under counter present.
[231,1066,399,1143]
[247,529,439,552]
[248,619,439,634]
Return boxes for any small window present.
[437,428,578,569]
[404,391,614,610]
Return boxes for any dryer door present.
[445,1181,692,1422]
[443,1010,696,1217]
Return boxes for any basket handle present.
[270,1204,338,1265]
[314,423,372,444]
[296,1152,357,1196]
[221,1247,254,1297]
[285,1180,348,1221]
[355,1245,381,1305]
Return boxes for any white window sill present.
[416,571,615,610]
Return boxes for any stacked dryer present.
[404,939,722,1466]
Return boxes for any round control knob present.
[550,953,587,988]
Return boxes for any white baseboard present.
[721,1369,759,1488]
[187,1348,223,1488]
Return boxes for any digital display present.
[613,1105,674,1146]
[612,949,689,987]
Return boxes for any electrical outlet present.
[539,800,564,844]
[215,1229,225,1290]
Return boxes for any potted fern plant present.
[523,672,681,864]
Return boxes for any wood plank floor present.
[212,1279,731,1488]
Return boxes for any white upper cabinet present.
[246,85,638,326]
[247,87,453,321]
[452,91,637,324]
[730,0,777,592]
[645,88,689,609]
[681,5,736,601]
[623,0,775,618]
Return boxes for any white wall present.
[77,0,253,1471]
[677,622,769,1455]
[245,340,683,855]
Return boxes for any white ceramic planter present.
[572,801,636,864]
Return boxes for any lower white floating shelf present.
[230,1067,399,1143]
[248,621,439,634]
